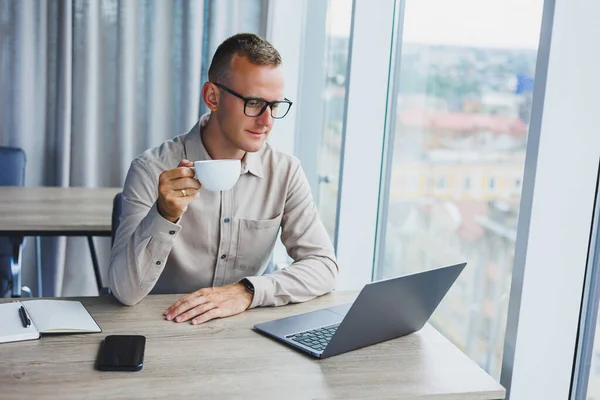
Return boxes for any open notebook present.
[0,300,101,344]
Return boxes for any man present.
[109,33,338,325]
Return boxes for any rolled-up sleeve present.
[245,161,339,307]
[108,159,181,306]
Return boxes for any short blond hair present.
[208,33,282,84]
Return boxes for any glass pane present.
[588,317,600,398]
[585,181,600,399]
[376,0,543,378]
[316,0,352,239]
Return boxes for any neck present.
[201,114,246,160]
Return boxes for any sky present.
[329,0,544,50]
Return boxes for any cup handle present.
[190,166,198,180]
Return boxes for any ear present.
[202,82,220,112]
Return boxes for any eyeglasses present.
[212,82,293,119]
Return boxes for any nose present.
[256,106,274,128]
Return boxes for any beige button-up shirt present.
[108,114,338,307]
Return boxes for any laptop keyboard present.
[286,323,340,353]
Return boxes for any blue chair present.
[111,192,123,248]
[0,146,30,298]
[99,192,123,296]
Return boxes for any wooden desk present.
[0,292,505,399]
[0,187,121,294]
[0,187,120,235]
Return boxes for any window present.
[303,0,352,242]
[464,177,471,190]
[589,333,600,397]
[575,167,600,399]
[437,176,446,189]
[374,0,543,379]
[314,0,352,241]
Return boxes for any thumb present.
[178,159,194,168]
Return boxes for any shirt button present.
[169,230,176,235]
[224,218,230,223]
[156,261,162,265]
[220,254,226,260]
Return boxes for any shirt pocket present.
[234,213,283,273]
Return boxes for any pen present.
[18,306,30,328]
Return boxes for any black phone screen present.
[96,335,146,371]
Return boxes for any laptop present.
[254,262,466,359]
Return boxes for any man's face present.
[214,54,285,153]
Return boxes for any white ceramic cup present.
[191,159,241,191]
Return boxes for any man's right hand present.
[157,159,202,223]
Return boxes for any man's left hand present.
[164,283,253,325]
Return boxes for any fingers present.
[163,288,224,324]
[159,160,201,192]
[170,177,201,191]
[178,159,195,168]
[157,162,202,222]
[165,288,213,316]
[191,308,222,325]
[165,294,192,318]
[164,284,251,325]
[158,178,201,200]
[176,302,219,324]
[177,188,200,199]
[165,291,210,321]
[160,166,196,181]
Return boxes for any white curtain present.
[0,0,267,296]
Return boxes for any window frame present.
[333,0,399,289]
[269,0,600,397]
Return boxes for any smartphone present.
[95,335,146,372]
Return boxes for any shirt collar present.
[184,113,265,179]
[242,149,265,179]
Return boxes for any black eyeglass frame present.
[212,82,293,119]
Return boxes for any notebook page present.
[22,300,101,334]
[0,301,40,343]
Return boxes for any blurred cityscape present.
[317,37,536,379]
